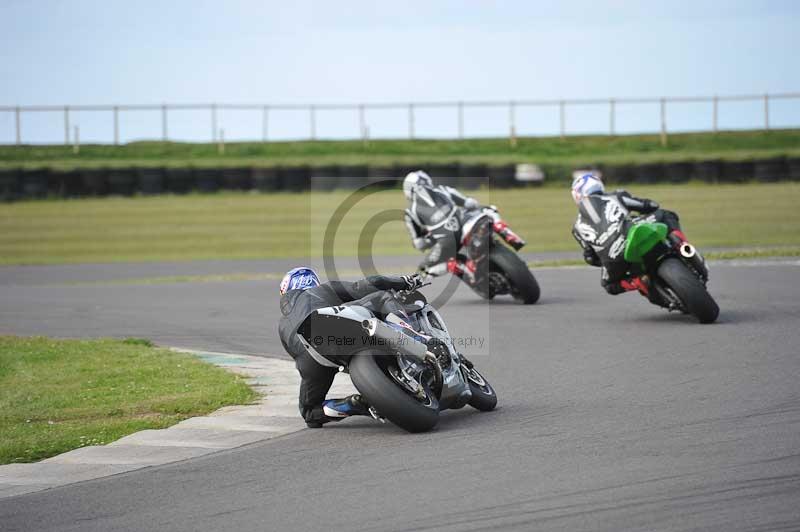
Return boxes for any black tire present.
[349,352,439,433]
[464,366,497,411]
[657,257,719,324]
[490,245,540,304]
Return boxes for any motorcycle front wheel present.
[349,351,440,433]
[464,366,497,411]
[656,257,719,324]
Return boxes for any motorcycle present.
[623,220,719,323]
[425,206,540,304]
[296,286,497,433]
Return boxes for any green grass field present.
[2,129,799,170]
[1,183,799,265]
[0,336,257,464]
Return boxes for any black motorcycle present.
[425,206,540,304]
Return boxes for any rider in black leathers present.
[278,270,423,428]
[403,170,524,279]
[570,174,688,298]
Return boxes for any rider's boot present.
[493,221,526,251]
[447,257,478,284]
[322,394,370,420]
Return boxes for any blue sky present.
[1,0,798,143]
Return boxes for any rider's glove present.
[643,199,660,212]
[401,274,425,291]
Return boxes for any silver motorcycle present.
[296,287,497,432]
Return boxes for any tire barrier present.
[336,165,368,190]
[21,170,49,198]
[487,164,516,188]
[753,157,787,183]
[281,166,310,192]
[251,167,281,191]
[634,163,664,184]
[788,158,800,181]
[663,162,692,183]
[0,158,796,201]
[310,165,339,191]
[693,160,721,183]
[222,167,252,191]
[107,168,137,196]
[366,166,397,189]
[81,168,109,196]
[720,160,754,183]
[427,163,460,188]
[137,167,164,195]
[457,164,489,189]
[195,168,220,193]
[0,168,20,200]
[165,167,194,194]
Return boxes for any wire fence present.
[2,92,799,146]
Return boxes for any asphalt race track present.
[1,258,799,531]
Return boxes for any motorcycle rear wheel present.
[490,245,540,304]
[349,351,440,433]
[656,257,719,324]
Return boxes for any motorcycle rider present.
[570,173,690,298]
[403,170,525,280]
[278,267,425,428]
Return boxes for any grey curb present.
[0,348,357,499]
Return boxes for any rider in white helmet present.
[402,170,484,277]
[570,173,687,298]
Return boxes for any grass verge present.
[1,182,799,265]
[0,336,257,464]
[1,129,799,170]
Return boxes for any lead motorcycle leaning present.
[296,285,497,433]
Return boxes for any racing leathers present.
[405,185,523,278]
[571,190,684,296]
[278,275,417,427]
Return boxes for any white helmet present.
[570,173,604,204]
[402,170,433,200]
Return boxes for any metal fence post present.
[408,103,415,140]
[358,104,366,140]
[161,104,168,141]
[609,99,615,136]
[211,104,217,143]
[113,106,119,145]
[310,105,316,140]
[559,100,565,140]
[15,106,21,146]
[262,105,269,142]
[713,95,718,133]
[660,98,667,146]
[457,101,464,139]
[508,101,515,138]
[64,106,70,146]
[764,93,770,131]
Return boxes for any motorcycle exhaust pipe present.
[679,242,696,259]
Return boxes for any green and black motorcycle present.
[624,221,719,324]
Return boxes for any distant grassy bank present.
[1,183,798,265]
[0,336,256,464]
[1,129,799,170]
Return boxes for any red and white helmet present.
[570,173,604,204]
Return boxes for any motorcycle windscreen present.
[624,222,668,263]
